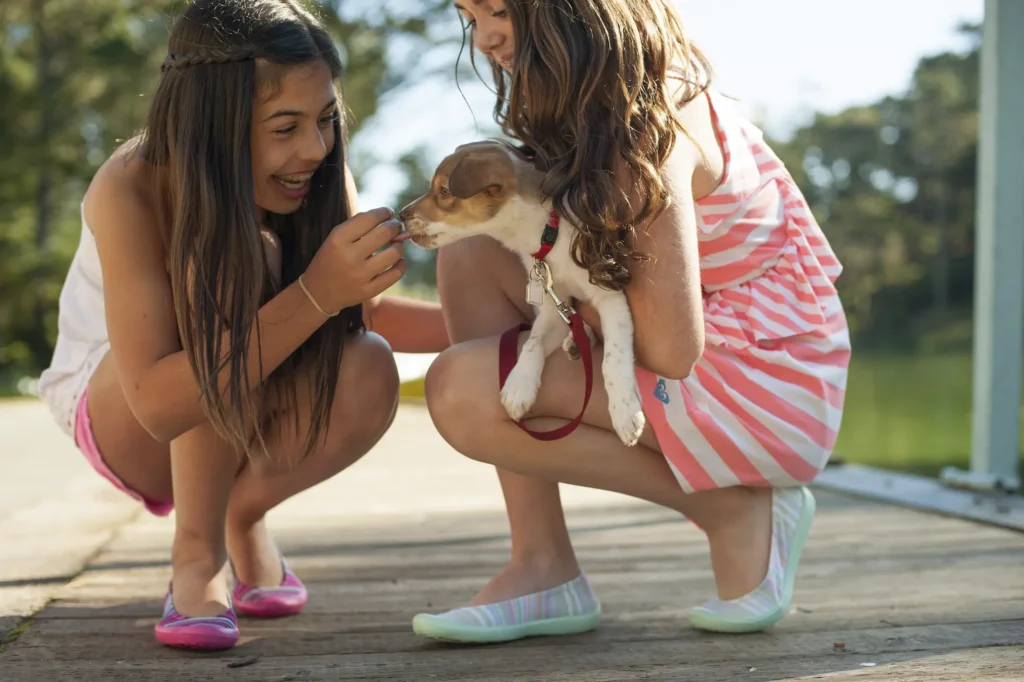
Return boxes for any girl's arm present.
[578,151,706,380]
[363,295,450,353]
[88,164,399,444]
[625,161,705,379]
[343,166,451,353]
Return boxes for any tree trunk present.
[33,0,54,250]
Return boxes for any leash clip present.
[532,260,575,325]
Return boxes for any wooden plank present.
[0,402,140,643]
[5,404,1023,682]
[27,490,1024,640]
[0,476,139,637]
[1,621,1022,681]
[18,593,1024,638]
[62,540,1024,599]
[69,500,1024,587]
[37,556,1024,614]
[9,598,1024,663]
[16,548,1023,663]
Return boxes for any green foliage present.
[0,0,454,382]
[393,146,442,289]
[774,24,982,350]
[0,0,180,381]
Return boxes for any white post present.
[965,0,1024,490]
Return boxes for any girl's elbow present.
[131,388,180,444]
[645,330,704,380]
[136,404,176,444]
[653,350,702,381]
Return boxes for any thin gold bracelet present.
[297,275,338,318]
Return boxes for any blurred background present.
[0,0,1011,478]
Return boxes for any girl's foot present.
[157,540,237,649]
[155,585,239,651]
[226,517,284,587]
[468,554,581,606]
[705,486,774,600]
[226,517,307,618]
[167,543,232,618]
[412,555,600,644]
[690,486,816,633]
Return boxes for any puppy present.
[400,140,645,446]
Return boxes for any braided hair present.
[161,45,259,72]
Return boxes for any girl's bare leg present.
[85,332,399,616]
[432,238,772,604]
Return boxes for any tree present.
[774,24,981,350]
[0,0,458,386]
[0,0,182,385]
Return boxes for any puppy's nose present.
[398,208,411,223]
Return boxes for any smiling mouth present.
[276,167,320,190]
[277,179,308,193]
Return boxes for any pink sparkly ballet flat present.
[154,586,239,651]
[231,560,308,618]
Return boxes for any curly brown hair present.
[463,0,712,290]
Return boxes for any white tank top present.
[37,204,111,436]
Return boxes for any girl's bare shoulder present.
[83,137,162,242]
[666,80,725,201]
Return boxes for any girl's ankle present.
[508,549,581,585]
[701,486,770,540]
[172,530,227,576]
[703,488,773,600]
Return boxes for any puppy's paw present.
[562,322,599,361]
[500,365,542,421]
[610,390,646,447]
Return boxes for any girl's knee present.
[339,331,399,437]
[424,344,500,455]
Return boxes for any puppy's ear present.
[447,154,507,200]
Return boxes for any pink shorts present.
[74,387,174,517]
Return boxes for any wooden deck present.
[2,404,1024,681]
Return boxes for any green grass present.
[0,619,34,655]
[836,352,1023,477]
[400,377,426,401]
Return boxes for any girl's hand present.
[302,207,410,315]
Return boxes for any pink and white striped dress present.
[635,90,851,493]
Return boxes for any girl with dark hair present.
[415,0,851,642]
[37,0,448,651]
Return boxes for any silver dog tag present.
[526,278,545,307]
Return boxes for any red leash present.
[497,211,594,441]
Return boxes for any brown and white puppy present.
[400,140,645,446]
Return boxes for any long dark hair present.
[139,0,361,461]
[463,0,712,290]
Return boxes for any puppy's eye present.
[439,187,451,198]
